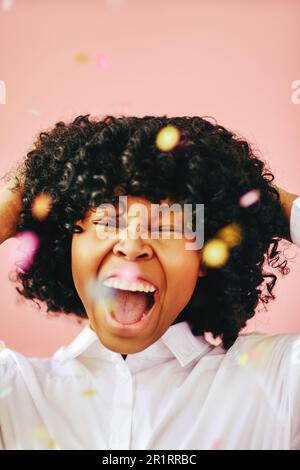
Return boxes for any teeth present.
[103,277,156,293]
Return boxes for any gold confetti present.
[238,353,249,366]
[155,125,181,152]
[32,427,57,450]
[217,223,243,248]
[81,388,97,397]
[47,438,56,449]
[74,53,90,64]
[202,239,229,268]
[32,426,49,439]
[31,192,52,220]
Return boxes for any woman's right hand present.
[0,173,24,245]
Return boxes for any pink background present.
[0,0,299,356]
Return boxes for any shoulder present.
[225,331,300,371]
[0,344,65,387]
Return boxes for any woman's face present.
[71,195,204,355]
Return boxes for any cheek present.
[71,234,106,307]
[163,247,201,310]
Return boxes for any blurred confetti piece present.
[27,108,41,116]
[0,384,12,399]
[217,223,243,248]
[211,438,222,450]
[74,53,90,64]
[31,192,53,220]
[96,54,109,69]
[155,125,181,152]
[86,278,114,304]
[239,189,260,208]
[238,353,249,366]
[15,230,39,271]
[32,426,57,449]
[81,388,97,397]
[115,264,140,282]
[2,0,14,10]
[33,426,49,439]
[202,239,229,268]
[46,438,56,450]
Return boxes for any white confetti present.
[2,0,14,11]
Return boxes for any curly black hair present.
[9,114,291,349]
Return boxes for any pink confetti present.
[15,230,39,271]
[239,189,260,208]
[86,265,142,304]
[211,438,222,450]
[115,265,140,282]
[95,54,109,69]
[2,0,14,11]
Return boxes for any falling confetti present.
[202,239,229,268]
[155,125,181,152]
[15,230,39,271]
[81,388,97,397]
[238,353,249,366]
[114,264,140,282]
[234,339,275,370]
[46,438,57,450]
[239,189,260,208]
[86,277,114,304]
[31,192,53,220]
[0,384,12,399]
[217,223,243,248]
[74,53,90,64]
[96,54,109,69]
[211,438,222,450]
[32,426,57,450]
[27,108,41,116]
[2,0,14,11]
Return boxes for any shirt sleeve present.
[290,196,300,248]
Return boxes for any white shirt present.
[1,197,300,450]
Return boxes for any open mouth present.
[103,284,157,325]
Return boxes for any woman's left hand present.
[273,184,299,242]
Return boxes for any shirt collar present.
[53,321,214,367]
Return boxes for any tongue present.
[112,290,149,324]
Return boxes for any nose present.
[112,222,153,261]
[113,240,153,261]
